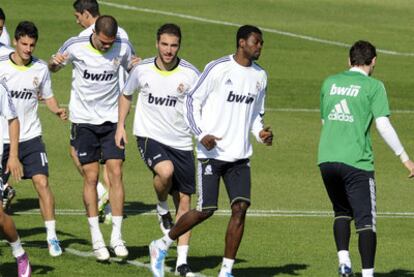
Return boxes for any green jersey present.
[318,69,390,171]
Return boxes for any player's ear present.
[347,58,351,68]
[13,38,17,47]
[371,56,377,67]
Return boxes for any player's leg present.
[346,166,376,277]
[1,143,16,212]
[320,162,353,276]
[169,146,196,276]
[98,164,111,224]
[76,124,109,261]
[149,158,218,277]
[101,123,127,258]
[137,137,174,234]
[22,137,61,256]
[219,159,251,277]
[0,174,31,276]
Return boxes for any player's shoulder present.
[202,55,232,75]
[179,58,200,76]
[117,26,129,39]
[31,56,48,68]
[60,35,90,52]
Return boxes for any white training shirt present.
[0,42,13,56]
[57,35,134,124]
[0,80,18,158]
[184,54,267,162]
[123,57,200,151]
[0,55,53,143]
[0,25,11,46]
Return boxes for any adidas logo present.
[204,164,212,175]
[328,99,354,122]
[225,79,232,85]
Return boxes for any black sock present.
[358,229,376,268]
[334,217,351,251]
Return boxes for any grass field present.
[1,0,414,276]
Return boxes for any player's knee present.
[231,200,249,220]
[155,161,174,181]
[33,175,50,190]
[198,209,214,220]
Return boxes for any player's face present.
[93,32,116,52]
[74,11,89,28]
[0,20,4,36]
[14,35,36,61]
[156,33,180,65]
[241,32,264,61]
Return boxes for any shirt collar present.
[349,67,368,76]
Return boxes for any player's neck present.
[155,56,179,71]
[233,53,252,67]
[10,52,32,66]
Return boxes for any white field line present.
[12,209,414,219]
[38,104,414,114]
[99,1,414,57]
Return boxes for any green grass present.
[1,0,414,276]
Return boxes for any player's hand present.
[200,134,221,151]
[51,52,69,66]
[115,126,127,149]
[259,126,273,146]
[128,55,142,70]
[56,108,68,120]
[5,156,23,182]
[403,159,414,178]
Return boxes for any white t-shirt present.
[123,57,200,151]
[184,55,267,162]
[0,56,53,143]
[0,42,13,56]
[0,80,18,158]
[57,35,134,124]
[0,25,11,46]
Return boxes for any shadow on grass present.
[123,201,154,216]
[165,255,243,273]
[0,262,54,276]
[4,197,39,215]
[233,263,308,276]
[125,245,150,260]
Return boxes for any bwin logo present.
[330,83,360,97]
[148,93,177,107]
[227,91,254,104]
[10,88,34,99]
[328,99,354,122]
[83,70,114,81]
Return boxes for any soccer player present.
[49,15,137,261]
[148,25,273,277]
[0,21,66,257]
[116,23,199,276]
[0,80,31,277]
[0,8,11,46]
[72,0,136,223]
[318,40,414,277]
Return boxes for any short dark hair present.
[95,15,118,37]
[0,8,5,21]
[15,21,38,41]
[73,0,100,17]
[236,25,262,48]
[157,23,181,43]
[349,40,377,66]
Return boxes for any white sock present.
[220,257,234,274]
[9,237,25,258]
[337,250,351,267]
[362,268,374,277]
[176,245,189,267]
[88,216,104,245]
[156,234,174,251]
[157,201,169,215]
[45,220,57,240]
[97,182,107,199]
[110,216,123,243]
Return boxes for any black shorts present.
[71,122,125,165]
[137,137,195,195]
[319,162,376,233]
[197,158,251,211]
[2,136,49,182]
[0,166,3,197]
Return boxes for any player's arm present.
[48,52,69,73]
[251,80,273,146]
[6,117,23,181]
[44,96,67,120]
[115,94,132,149]
[375,116,414,178]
